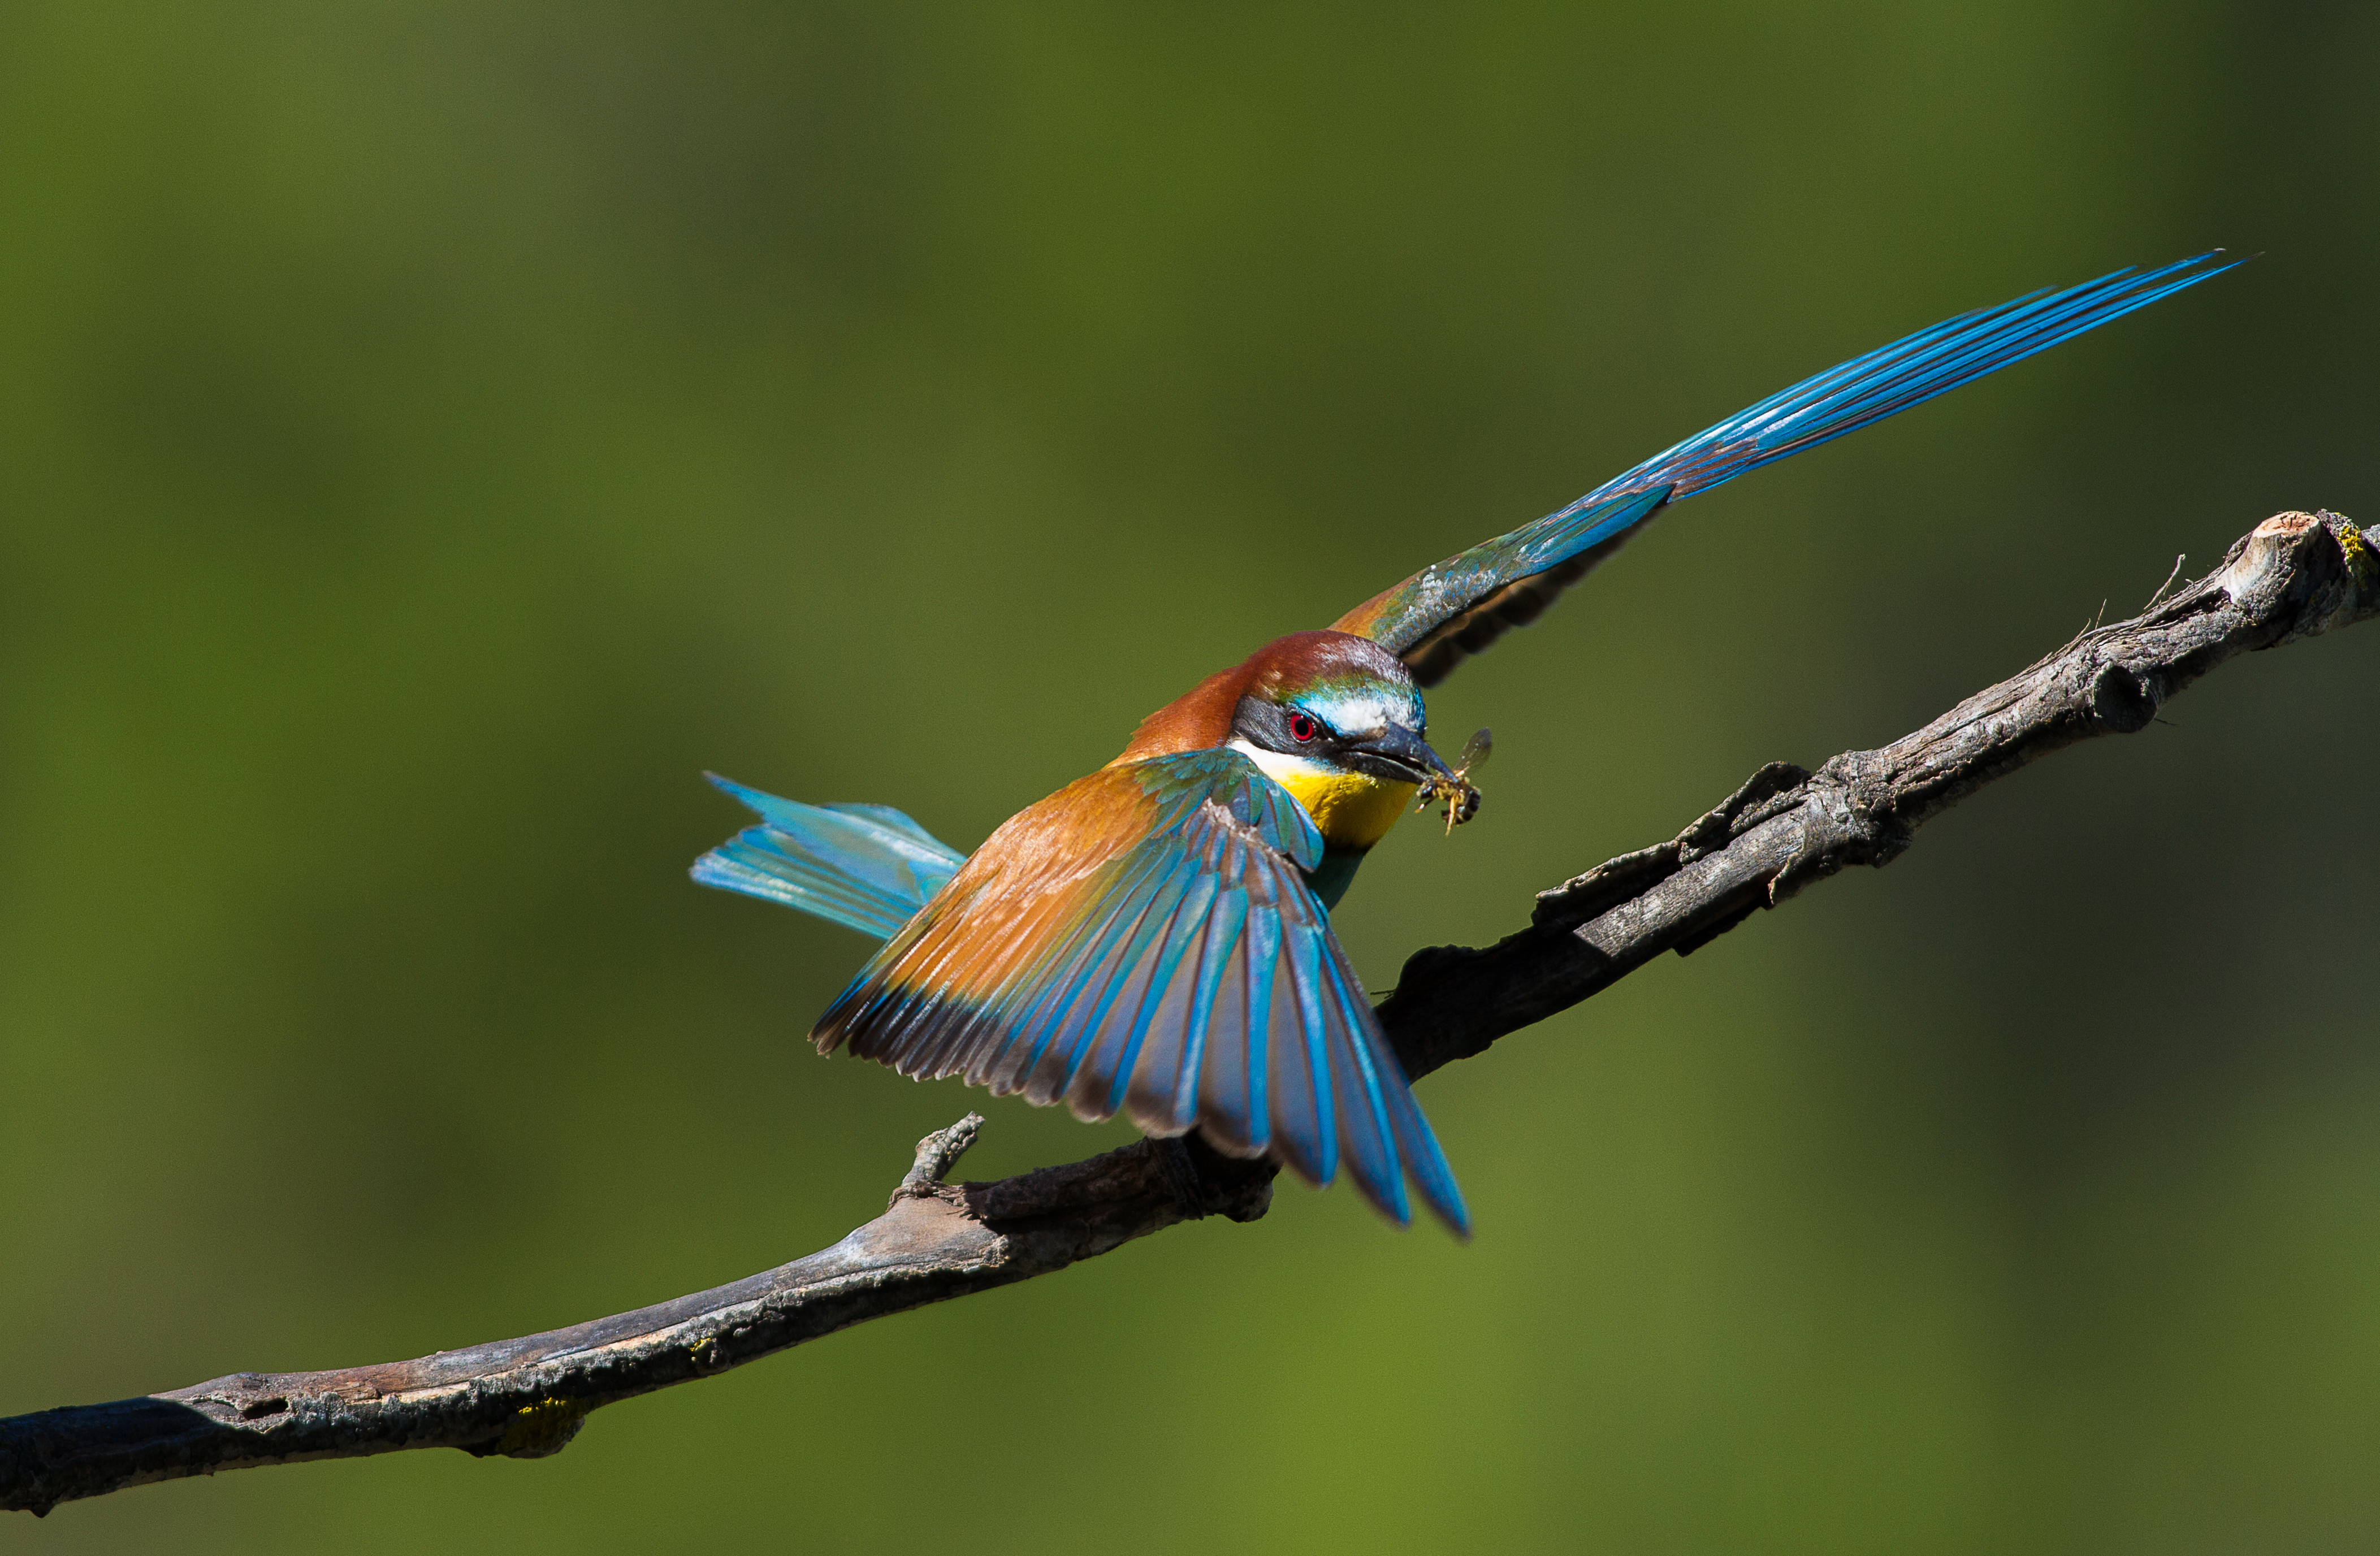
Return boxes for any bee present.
[1418,727,1491,833]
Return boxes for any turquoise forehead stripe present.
[1297,677,1424,734]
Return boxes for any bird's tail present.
[692,774,966,940]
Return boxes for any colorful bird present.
[695,252,2241,1237]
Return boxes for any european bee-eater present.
[696,252,2239,1236]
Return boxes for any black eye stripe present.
[1230,694,1352,756]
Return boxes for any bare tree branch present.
[6,510,2371,1518]
[1381,510,2375,1078]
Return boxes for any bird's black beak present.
[1344,724,1456,787]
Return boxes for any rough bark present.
[5,510,2371,1518]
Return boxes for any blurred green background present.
[2,2,2373,1551]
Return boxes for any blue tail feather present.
[692,773,967,939]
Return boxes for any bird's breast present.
[1232,746,1414,852]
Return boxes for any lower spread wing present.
[810,749,1468,1234]
[1334,250,2245,687]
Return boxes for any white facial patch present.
[1295,685,1418,742]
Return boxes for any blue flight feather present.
[1344,250,2245,671]
[1178,888,1251,1142]
[1097,870,1220,1120]
[1324,951,1409,1228]
[1585,250,2245,508]
[1281,918,1339,1189]
[795,749,1466,1232]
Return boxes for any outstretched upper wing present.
[1334,250,2246,686]
[810,749,1468,1234]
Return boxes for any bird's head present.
[1223,631,1464,851]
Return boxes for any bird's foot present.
[1151,1134,1278,1224]
[1156,1137,1208,1218]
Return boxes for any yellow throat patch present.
[1235,747,1414,851]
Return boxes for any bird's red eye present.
[1287,711,1319,744]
